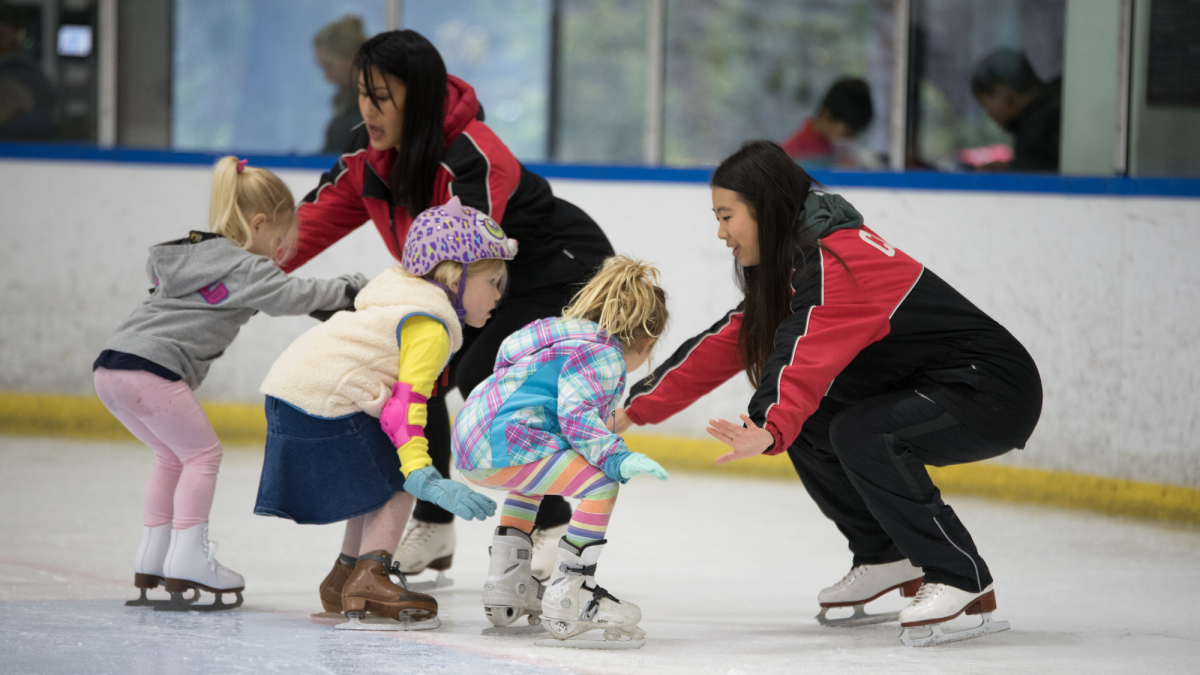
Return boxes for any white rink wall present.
[1,158,1198,488]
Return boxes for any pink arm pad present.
[380,382,429,448]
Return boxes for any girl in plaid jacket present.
[451,256,668,647]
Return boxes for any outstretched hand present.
[706,414,775,465]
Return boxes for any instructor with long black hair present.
[611,140,1041,646]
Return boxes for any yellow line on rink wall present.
[3,392,1199,525]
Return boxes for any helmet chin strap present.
[431,262,469,326]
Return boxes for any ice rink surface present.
[2,436,1199,675]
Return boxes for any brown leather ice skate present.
[319,555,356,613]
[341,550,438,622]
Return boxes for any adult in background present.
[611,141,1041,646]
[284,30,613,601]
[313,15,366,153]
[971,49,1062,172]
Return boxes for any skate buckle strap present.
[559,561,598,577]
[359,553,411,591]
[516,549,531,560]
[580,583,619,621]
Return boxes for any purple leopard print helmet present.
[402,196,518,277]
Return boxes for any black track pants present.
[787,388,1014,593]
[413,295,578,528]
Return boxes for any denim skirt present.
[254,396,407,525]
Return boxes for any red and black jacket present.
[626,224,1041,453]
[287,75,610,297]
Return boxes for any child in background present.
[94,156,365,611]
[781,77,878,168]
[453,256,669,648]
[255,197,505,630]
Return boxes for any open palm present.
[706,414,775,464]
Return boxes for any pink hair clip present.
[236,159,248,174]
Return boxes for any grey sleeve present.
[235,257,367,317]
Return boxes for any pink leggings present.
[94,368,223,529]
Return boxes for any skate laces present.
[912,583,943,605]
[401,522,436,551]
[835,565,870,587]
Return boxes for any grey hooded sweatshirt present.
[101,232,367,390]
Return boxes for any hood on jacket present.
[146,236,247,299]
[801,191,864,240]
[364,75,481,184]
[496,317,621,371]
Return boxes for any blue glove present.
[618,453,669,481]
[404,466,496,521]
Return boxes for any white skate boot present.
[530,523,569,582]
[126,524,197,607]
[395,520,454,591]
[158,523,245,611]
[898,582,1010,647]
[481,527,546,636]
[816,559,924,627]
[537,538,645,649]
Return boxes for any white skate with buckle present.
[816,559,923,627]
[481,527,546,636]
[898,582,1010,647]
[535,538,645,650]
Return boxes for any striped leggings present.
[464,450,618,547]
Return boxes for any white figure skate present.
[481,527,546,636]
[157,523,244,611]
[898,582,1010,647]
[816,559,924,627]
[536,538,645,650]
[530,523,569,582]
[395,520,455,591]
[126,524,198,607]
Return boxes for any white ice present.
[2,436,1198,674]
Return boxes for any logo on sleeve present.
[859,229,895,257]
[198,282,230,305]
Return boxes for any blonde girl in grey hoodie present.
[93,156,366,611]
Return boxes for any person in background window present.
[780,78,878,169]
[0,3,55,141]
[313,15,366,154]
[971,49,1062,172]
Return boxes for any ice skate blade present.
[535,633,645,650]
[816,605,900,628]
[404,570,453,592]
[126,587,199,608]
[899,613,1010,647]
[482,623,546,636]
[153,589,242,612]
[335,612,441,632]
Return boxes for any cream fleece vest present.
[260,267,463,419]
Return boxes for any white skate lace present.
[834,565,870,587]
[201,530,229,575]
[400,522,436,552]
[911,583,943,606]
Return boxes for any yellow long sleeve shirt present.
[395,315,450,477]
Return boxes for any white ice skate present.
[530,523,569,582]
[536,538,645,650]
[157,523,245,611]
[396,520,455,591]
[898,582,1010,647]
[126,524,198,607]
[815,559,924,627]
[481,527,546,636]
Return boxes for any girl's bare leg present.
[360,492,416,556]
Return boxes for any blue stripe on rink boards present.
[3,141,1199,198]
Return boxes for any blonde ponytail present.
[563,255,668,351]
[208,156,298,264]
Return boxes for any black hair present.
[712,141,818,388]
[819,78,873,134]
[971,49,1042,97]
[353,30,447,215]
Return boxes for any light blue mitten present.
[405,466,497,520]
[619,453,669,481]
